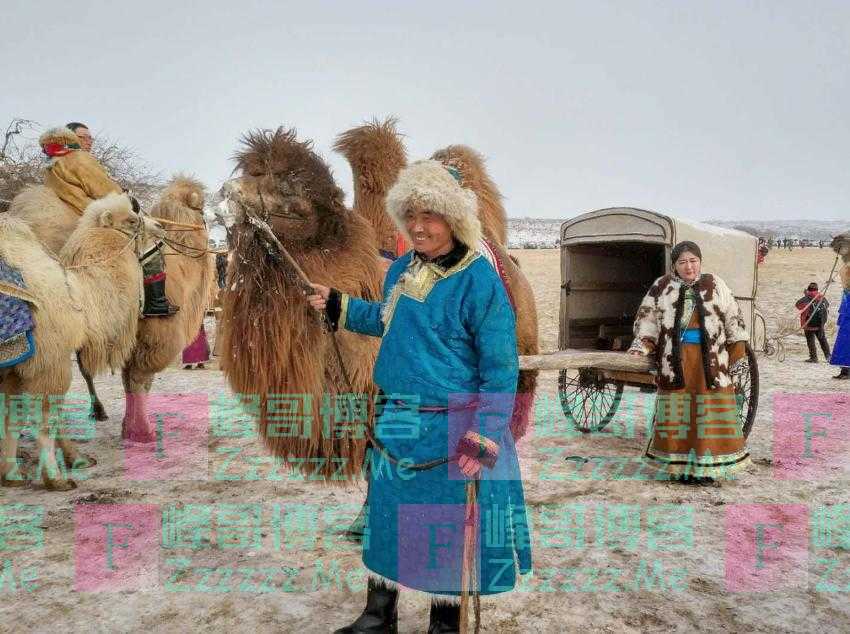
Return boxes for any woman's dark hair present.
[66,122,88,132]
[671,240,702,265]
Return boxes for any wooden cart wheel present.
[730,343,759,438]
[558,367,624,433]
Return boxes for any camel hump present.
[334,117,407,197]
[6,185,81,255]
[7,184,64,217]
[160,174,206,212]
[0,213,39,247]
[431,144,508,246]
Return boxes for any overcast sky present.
[3,1,848,221]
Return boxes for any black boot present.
[834,367,850,380]
[143,277,180,317]
[141,246,179,317]
[428,601,461,634]
[334,579,398,634]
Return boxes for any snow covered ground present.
[3,247,849,633]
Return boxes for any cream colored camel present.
[121,177,215,442]
[0,194,163,490]
[8,177,215,437]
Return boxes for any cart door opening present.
[562,241,666,351]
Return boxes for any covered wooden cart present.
[555,207,760,435]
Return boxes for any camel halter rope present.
[138,212,213,260]
[243,203,482,634]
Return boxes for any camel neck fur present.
[60,221,144,375]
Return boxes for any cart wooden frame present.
[555,207,761,436]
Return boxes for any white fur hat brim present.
[386,159,482,249]
[38,126,81,147]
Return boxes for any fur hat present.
[39,127,81,148]
[386,159,481,249]
[39,127,81,157]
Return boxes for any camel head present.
[77,193,165,242]
[221,127,347,251]
[160,175,206,215]
[832,232,850,261]
[99,207,165,240]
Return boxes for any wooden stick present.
[243,212,314,293]
[459,479,479,634]
[518,350,654,372]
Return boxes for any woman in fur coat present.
[629,241,750,483]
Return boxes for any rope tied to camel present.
[136,211,216,260]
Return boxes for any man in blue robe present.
[309,160,531,633]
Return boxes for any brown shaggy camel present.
[431,144,508,246]
[219,128,384,481]
[336,123,539,437]
[0,194,163,490]
[121,176,215,442]
[333,118,408,256]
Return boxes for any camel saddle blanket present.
[0,258,36,368]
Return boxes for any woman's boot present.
[428,601,460,634]
[334,579,398,634]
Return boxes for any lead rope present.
[243,214,480,633]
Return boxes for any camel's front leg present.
[121,367,156,443]
[77,351,108,421]
[1,416,26,487]
[34,399,76,491]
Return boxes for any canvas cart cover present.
[561,207,758,341]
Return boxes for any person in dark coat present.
[796,282,831,363]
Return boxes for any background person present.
[795,282,830,363]
[66,121,93,152]
[39,126,178,317]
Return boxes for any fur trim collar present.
[386,160,482,249]
[631,273,748,389]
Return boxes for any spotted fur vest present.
[629,273,748,390]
